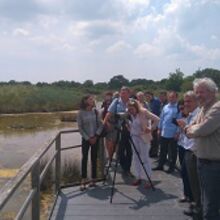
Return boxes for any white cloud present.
[0,0,220,83]
[69,20,124,39]
[211,35,218,41]
[106,41,132,54]
[36,15,59,30]
[187,44,220,61]
[134,43,162,58]
[13,28,30,37]
[30,35,65,48]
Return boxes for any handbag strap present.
[94,109,98,128]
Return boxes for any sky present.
[0,0,220,84]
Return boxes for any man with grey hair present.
[177,91,201,218]
[186,77,220,220]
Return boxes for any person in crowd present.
[112,91,120,100]
[104,86,133,176]
[136,91,149,109]
[127,99,159,188]
[185,78,220,220]
[175,100,193,204]
[77,95,103,191]
[100,91,116,164]
[145,91,161,158]
[101,91,113,120]
[153,91,179,173]
[177,91,201,219]
[159,91,168,111]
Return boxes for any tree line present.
[0,68,219,113]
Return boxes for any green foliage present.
[0,85,82,113]
[165,68,184,91]
[0,67,220,113]
[193,68,220,88]
[108,74,129,89]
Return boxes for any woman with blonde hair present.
[127,99,160,188]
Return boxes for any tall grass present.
[0,85,83,113]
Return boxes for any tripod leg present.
[103,128,119,184]
[110,153,120,203]
[103,139,118,185]
[103,157,113,185]
[129,137,155,191]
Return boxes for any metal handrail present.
[0,129,80,220]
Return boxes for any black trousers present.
[149,128,159,157]
[178,146,193,200]
[118,127,132,172]
[81,138,98,179]
[158,136,177,169]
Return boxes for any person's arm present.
[186,104,220,137]
[95,109,104,136]
[77,111,90,140]
[145,109,160,130]
[103,98,118,127]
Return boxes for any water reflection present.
[0,112,78,169]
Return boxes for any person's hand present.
[89,136,97,145]
[176,119,186,129]
[185,126,193,138]
[105,121,112,130]
[157,129,161,138]
[144,127,151,134]
[174,132,180,140]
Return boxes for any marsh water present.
[0,112,85,219]
[0,112,81,183]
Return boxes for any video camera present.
[115,112,130,121]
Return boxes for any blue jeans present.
[197,159,220,220]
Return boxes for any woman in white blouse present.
[127,99,160,188]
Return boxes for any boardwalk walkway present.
[51,163,190,220]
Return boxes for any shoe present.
[166,168,174,174]
[89,180,97,187]
[127,171,134,177]
[132,179,141,186]
[183,208,194,216]
[80,184,86,191]
[149,154,158,158]
[152,166,163,171]
[178,197,190,203]
[144,182,151,189]
[123,171,134,177]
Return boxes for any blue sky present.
[0,0,220,83]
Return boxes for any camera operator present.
[103,86,133,176]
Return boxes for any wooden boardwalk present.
[51,165,190,220]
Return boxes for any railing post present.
[55,133,61,193]
[31,161,40,220]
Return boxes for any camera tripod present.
[103,120,155,203]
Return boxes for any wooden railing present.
[0,129,102,220]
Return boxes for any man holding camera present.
[104,86,132,176]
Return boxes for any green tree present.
[83,80,94,87]
[108,75,129,89]
[193,68,220,88]
[166,69,184,91]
